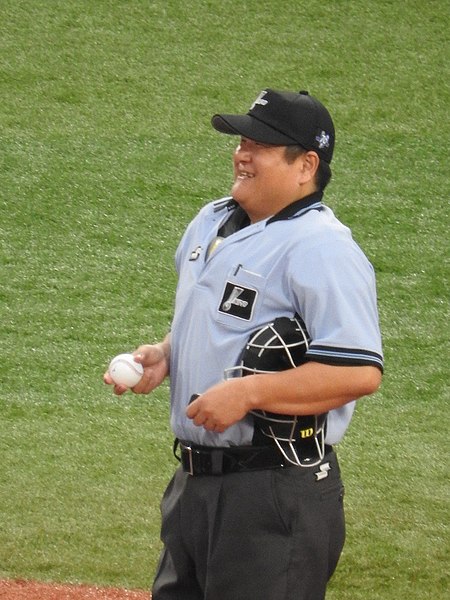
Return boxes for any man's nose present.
[235,144,251,161]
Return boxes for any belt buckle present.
[183,445,195,476]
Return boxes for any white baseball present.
[108,353,144,387]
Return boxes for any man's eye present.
[255,141,276,148]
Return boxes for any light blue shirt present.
[169,196,383,446]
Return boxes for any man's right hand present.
[104,337,170,396]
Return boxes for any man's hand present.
[104,339,170,396]
[186,378,253,433]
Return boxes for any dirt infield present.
[0,580,151,599]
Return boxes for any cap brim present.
[211,114,297,146]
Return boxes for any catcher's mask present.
[225,315,327,467]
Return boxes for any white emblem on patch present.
[222,286,248,311]
[315,131,330,149]
[218,281,257,320]
[314,462,331,481]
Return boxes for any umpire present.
[105,88,383,599]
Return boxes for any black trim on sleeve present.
[306,345,384,372]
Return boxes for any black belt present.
[176,440,333,476]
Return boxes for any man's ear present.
[297,151,320,185]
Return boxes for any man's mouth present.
[236,170,254,179]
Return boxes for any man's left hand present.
[186,378,253,433]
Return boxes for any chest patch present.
[218,282,257,321]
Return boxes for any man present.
[105,89,383,600]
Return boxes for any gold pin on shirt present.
[206,236,224,259]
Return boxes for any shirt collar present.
[267,191,323,224]
[215,190,324,238]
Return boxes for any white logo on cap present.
[251,91,269,110]
[315,131,330,149]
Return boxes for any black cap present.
[211,89,335,163]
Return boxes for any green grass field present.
[0,1,448,597]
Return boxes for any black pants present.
[152,450,345,600]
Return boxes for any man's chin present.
[231,182,251,204]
